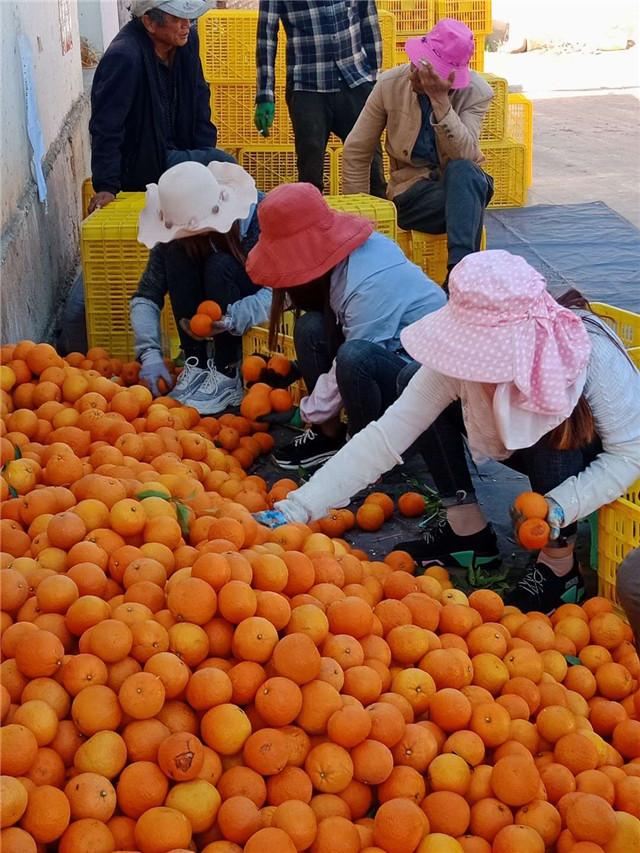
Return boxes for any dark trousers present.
[168,253,259,375]
[397,362,601,536]
[294,311,407,434]
[286,82,386,198]
[394,159,494,267]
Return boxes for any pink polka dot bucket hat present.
[400,250,592,416]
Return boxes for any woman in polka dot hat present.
[255,250,640,615]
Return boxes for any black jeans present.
[294,312,407,434]
[394,159,494,267]
[397,362,602,536]
[168,253,259,375]
[286,82,386,198]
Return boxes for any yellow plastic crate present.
[598,480,640,621]
[211,84,295,148]
[241,313,306,405]
[482,138,527,208]
[396,227,413,260]
[198,11,287,84]
[479,73,507,141]
[629,347,640,368]
[199,9,394,83]
[410,226,486,284]
[591,302,640,348]
[377,0,435,36]
[238,145,332,193]
[82,178,94,219]
[81,194,180,361]
[469,34,484,71]
[506,93,534,187]
[325,193,398,240]
[435,0,492,34]
[378,9,398,71]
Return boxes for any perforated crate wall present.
[331,142,392,196]
[211,84,295,148]
[325,193,398,240]
[410,226,486,284]
[200,8,396,84]
[591,303,640,348]
[507,93,534,186]
[199,11,287,84]
[81,195,180,361]
[478,73,507,141]
[435,0,492,34]
[469,34,484,71]
[482,138,527,208]
[239,146,332,193]
[377,0,435,36]
[598,480,640,621]
[378,9,398,71]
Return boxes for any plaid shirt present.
[256,1,382,103]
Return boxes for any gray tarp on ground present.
[485,201,640,311]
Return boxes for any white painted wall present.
[78,0,120,56]
[0,0,83,232]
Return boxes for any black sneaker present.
[272,429,345,470]
[505,557,584,615]
[398,518,501,573]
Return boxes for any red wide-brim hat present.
[246,183,373,288]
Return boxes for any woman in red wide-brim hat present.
[244,182,446,472]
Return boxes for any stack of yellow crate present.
[198,8,397,194]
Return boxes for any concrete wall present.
[0,0,90,344]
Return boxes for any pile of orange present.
[1,340,639,853]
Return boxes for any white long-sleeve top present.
[276,320,640,526]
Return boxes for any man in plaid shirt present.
[255,1,386,196]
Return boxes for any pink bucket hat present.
[405,18,474,89]
[400,251,592,416]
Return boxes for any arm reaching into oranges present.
[510,491,565,549]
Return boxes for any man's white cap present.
[131,0,213,19]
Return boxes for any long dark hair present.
[180,221,246,266]
[547,288,629,450]
[268,272,344,357]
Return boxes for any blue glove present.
[545,497,565,540]
[254,102,275,136]
[139,351,173,397]
[253,509,288,529]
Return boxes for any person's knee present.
[336,340,375,373]
[397,360,421,395]
[444,158,484,187]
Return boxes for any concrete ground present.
[485,45,640,226]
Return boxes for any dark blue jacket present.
[89,19,216,194]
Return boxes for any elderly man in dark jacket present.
[88,0,234,213]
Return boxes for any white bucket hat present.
[138,161,258,248]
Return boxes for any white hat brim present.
[138,161,257,248]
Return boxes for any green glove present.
[254,102,275,137]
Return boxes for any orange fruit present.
[373,797,426,852]
[490,755,541,806]
[198,300,222,321]
[517,518,551,549]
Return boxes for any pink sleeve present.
[299,362,343,424]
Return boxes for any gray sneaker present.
[181,359,243,415]
[170,356,207,401]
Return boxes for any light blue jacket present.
[225,230,445,340]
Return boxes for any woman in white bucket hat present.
[130,160,274,413]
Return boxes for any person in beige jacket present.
[343,18,494,286]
